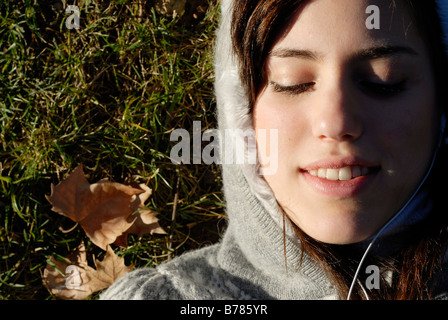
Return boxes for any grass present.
[0,0,224,299]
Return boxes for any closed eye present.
[270,81,315,95]
[359,80,407,98]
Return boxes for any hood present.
[214,0,324,283]
[214,0,295,239]
[213,0,448,296]
[440,1,448,46]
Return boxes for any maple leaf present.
[83,245,134,292]
[46,165,165,250]
[114,208,167,247]
[43,241,91,300]
[43,242,133,300]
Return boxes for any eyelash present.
[359,80,407,97]
[269,80,407,98]
[270,81,315,95]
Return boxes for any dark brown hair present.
[231,0,448,299]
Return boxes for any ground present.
[0,0,224,299]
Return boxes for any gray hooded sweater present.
[101,0,448,300]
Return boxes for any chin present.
[317,234,372,245]
[298,215,377,245]
[309,230,374,245]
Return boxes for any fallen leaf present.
[131,183,152,211]
[43,242,91,300]
[46,165,165,250]
[43,242,133,300]
[114,208,167,247]
[83,245,134,292]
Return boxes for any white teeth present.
[307,165,372,181]
[338,166,352,181]
[326,169,339,181]
[309,170,318,176]
[352,165,361,178]
[318,168,326,179]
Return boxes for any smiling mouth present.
[306,166,380,181]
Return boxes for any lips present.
[301,157,380,197]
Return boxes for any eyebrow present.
[357,46,418,60]
[269,45,418,61]
[269,48,323,61]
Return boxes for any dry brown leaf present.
[43,242,91,300]
[115,208,167,247]
[46,165,166,250]
[84,245,134,292]
[43,242,133,300]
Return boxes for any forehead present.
[272,0,424,57]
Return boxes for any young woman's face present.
[253,0,438,244]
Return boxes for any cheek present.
[376,109,414,148]
[253,94,312,204]
[374,93,437,175]
[253,95,308,168]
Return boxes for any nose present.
[312,78,363,143]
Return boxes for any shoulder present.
[100,244,222,300]
[100,265,170,300]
